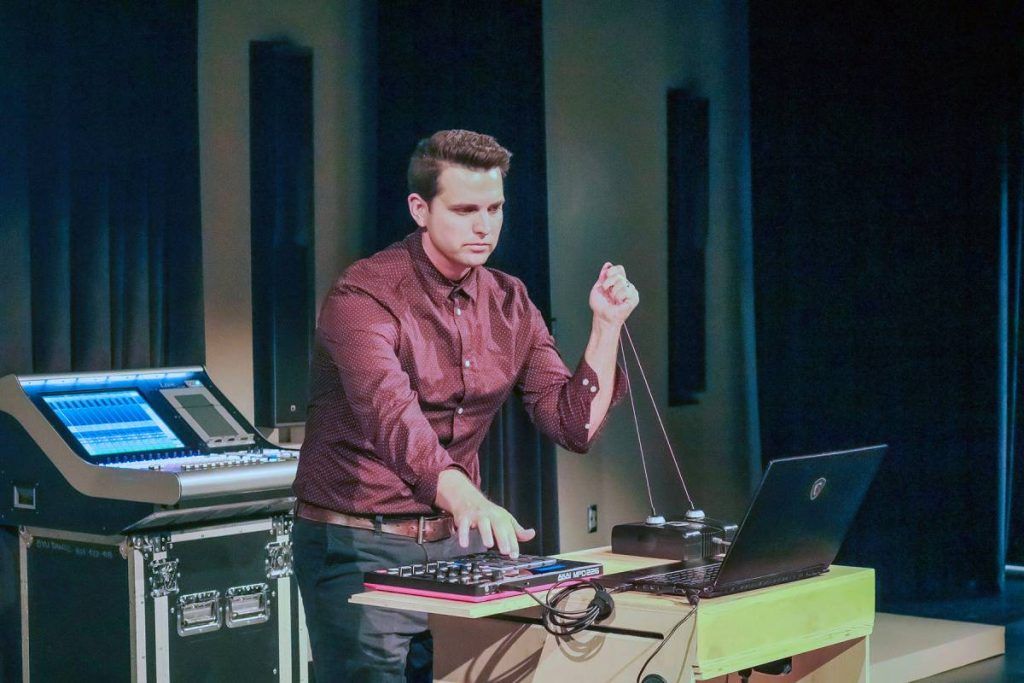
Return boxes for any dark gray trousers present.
[293,517,481,683]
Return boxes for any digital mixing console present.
[0,367,299,533]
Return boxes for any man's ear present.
[408,193,429,227]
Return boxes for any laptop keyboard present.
[634,563,829,598]
[642,563,720,587]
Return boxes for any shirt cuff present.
[564,358,629,450]
[410,458,471,509]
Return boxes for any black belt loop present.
[373,514,383,536]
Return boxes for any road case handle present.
[176,590,222,637]
[225,583,271,628]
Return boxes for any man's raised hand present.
[589,262,639,326]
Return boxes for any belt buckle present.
[417,516,426,544]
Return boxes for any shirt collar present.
[406,230,479,303]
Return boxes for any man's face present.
[408,164,505,280]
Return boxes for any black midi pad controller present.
[364,552,603,602]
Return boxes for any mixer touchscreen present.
[42,390,185,457]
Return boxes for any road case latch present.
[265,540,293,579]
[149,558,180,598]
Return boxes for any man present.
[292,130,639,682]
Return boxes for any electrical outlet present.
[587,504,598,533]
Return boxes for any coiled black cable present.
[516,578,620,636]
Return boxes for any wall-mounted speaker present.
[249,40,314,428]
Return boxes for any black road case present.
[18,514,308,682]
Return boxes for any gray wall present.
[544,0,758,550]
[197,0,756,547]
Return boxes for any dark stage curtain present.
[375,1,558,552]
[0,0,203,378]
[750,1,1018,603]
[0,4,201,678]
[1004,6,1024,567]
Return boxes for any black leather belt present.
[295,500,453,543]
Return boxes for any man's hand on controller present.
[435,468,535,558]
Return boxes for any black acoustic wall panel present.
[250,40,314,428]
[667,90,709,405]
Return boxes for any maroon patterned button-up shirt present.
[293,230,625,515]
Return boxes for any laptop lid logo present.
[810,477,827,500]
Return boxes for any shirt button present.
[590,385,598,393]
[582,378,590,386]
[464,360,471,368]
[455,307,462,316]
[457,407,464,415]
[584,423,591,430]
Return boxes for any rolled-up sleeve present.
[515,301,628,453]
[317,286,462,506]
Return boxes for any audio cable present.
[619,322,701,522]
[634,601,698,683]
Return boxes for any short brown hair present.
[407,130,512,202]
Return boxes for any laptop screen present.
[715,445,886,586]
